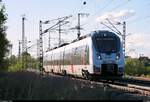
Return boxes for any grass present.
[0,71,146,100]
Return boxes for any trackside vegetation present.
[125,57,150,77]
[0,71,145,100]
[8,52,40,72]
[6,55,150,77]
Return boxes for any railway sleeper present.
[82,70,93,80]
[62,70,67,76]
[109,84,150,96]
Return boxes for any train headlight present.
[97,53,102,60]
[116,53,120,60]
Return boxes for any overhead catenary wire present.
[108,0,132,12]
[100,22,120,35]
[68,0,114,36]
[127,15,150,24]
[106,18,122,35]
[81,0,114,27]
[81,0,131,28]
[68,0,90,27]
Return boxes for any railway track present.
[102,81,150,96]
[26,69,150,97]
[114,76,150,87]
[70,76,150,97]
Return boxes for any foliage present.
[8,56,22,71]
[145,66,150,77]
[0,1,9,71]
[125,57,149,76]
[8,53,40,72]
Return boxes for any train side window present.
[74,48,78,55]
[85,45,89,64]
[64,49,71,65]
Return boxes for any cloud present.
[126,33,150,58]
[127,33,150,48]
[96,9,135,22]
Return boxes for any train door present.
[81,45,88,71]
[73,47,82,75]
[58,52,60,73]
[82,46,86,66]
[85,45,89,65]
[50,51,53,72]
[58,51,63,74]
[60,50,64,73]
[81,45,90,76]
[71,48,75,75]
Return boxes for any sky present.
[3,0,150,58]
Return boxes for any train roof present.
[47,30,119,52]
[91,30,120,38]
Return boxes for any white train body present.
[43,30,125,78]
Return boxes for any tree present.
[0,1,9,71]
[125,58,146,76]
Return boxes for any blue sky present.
[3,0,150,58]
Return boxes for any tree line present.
[0,0,9,71]
[0,1,40,71]
[125,57,150,77]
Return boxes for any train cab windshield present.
[95,37,117,53]
[93,34,120,53]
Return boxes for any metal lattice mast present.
[24,37,27,53]
[37,39,40,58]
[18,40,21,58]
[22,15,25,54]
[22,15,26,69]
[39,20,43,73]
[123,21,126,57]
[101,19,126,57]
[76,13,89,39]
[77,13,81,39]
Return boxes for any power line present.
[101,22,120,35]
[101,19,126,57]
[106,18,122,35]
[108,0,131,12]
[67,0,91,32]
[127,15,150,24]
[81,0,131,28]
[80,0,114,27]
[67,0,89,26]
[38,15,72,73]
[69,13,89,39]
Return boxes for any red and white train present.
[43,30,125,79]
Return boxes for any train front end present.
[92,30,125,77]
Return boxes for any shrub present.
[125,58,147,76]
